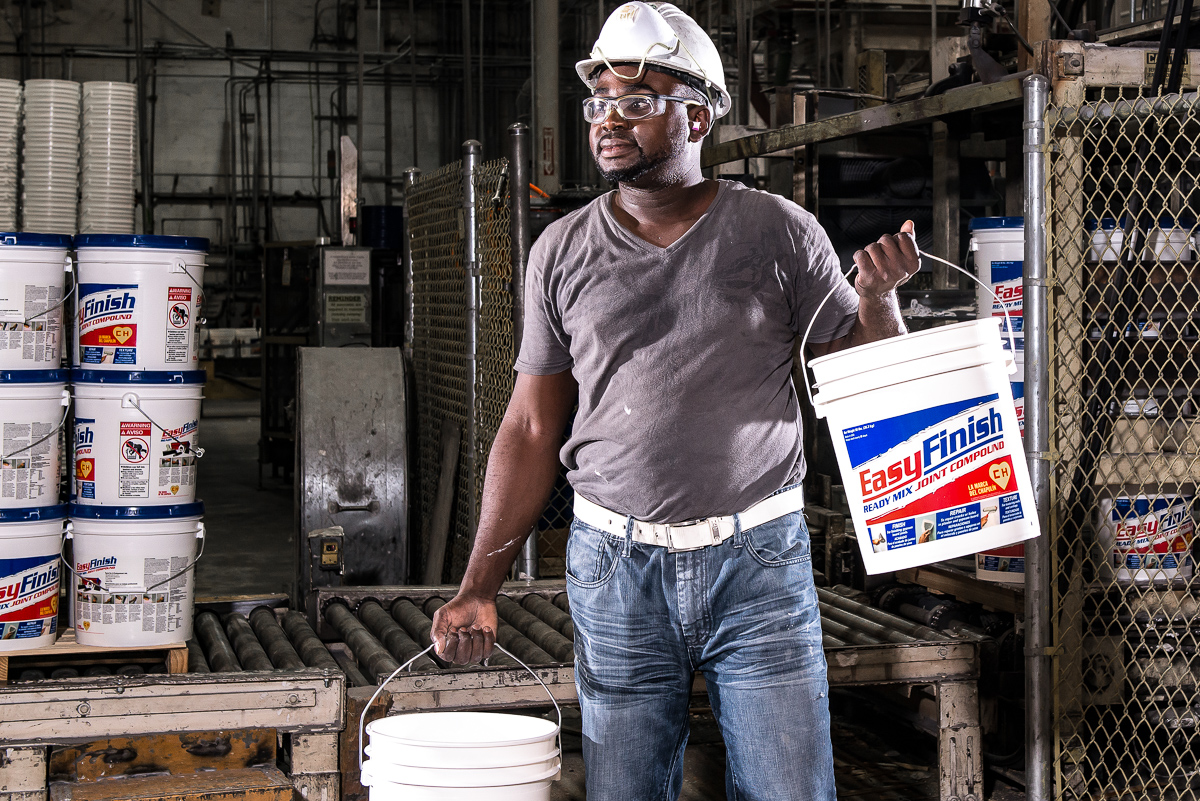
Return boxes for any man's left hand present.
[852,220,920,298]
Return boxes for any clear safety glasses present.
[582,93,704,124]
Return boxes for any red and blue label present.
[0,555,60,641]
[989,260,1023,339]
[79,283,139,365]
[74,416,96,500]
[844,393,1025,553]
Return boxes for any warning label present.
[164,287,192,364]
[119,422,152,499]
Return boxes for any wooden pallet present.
[0,629,187,685]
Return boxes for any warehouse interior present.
[0,0,1198,800]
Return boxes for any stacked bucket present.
[969,216,1026,584]
[68,234,209,647]
[0,80,20,231]
[21,80,80,236]
[79,82,137,234]
[0,234,72,651]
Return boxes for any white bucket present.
[72,370,204,505]
[969,217,1023,338]
[811,318,1039,574]
[74,234,208,370]
[1086,217,1127,263]
[1011,349,1025,437]
[363,712,561,801]
[0,233,72,369]
[0,505,65,650]
[0,370,70,508]
[1096,494,1194,584]
[975,542,1025,584]
[66,501,204,646]
[1143,218,1194,262]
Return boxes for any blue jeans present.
[566,491,835,801]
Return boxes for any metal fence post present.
[507,122,538,579]
[463,141,482,541]
[1022,73,1051,801]
[402,167,421,361]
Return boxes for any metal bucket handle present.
[357,640,563,771]
[170,257,207,325]
[121,391,206,458]
[22,254,76,327]
[796,236,1019,409]
[61,521,206,593]
[1,389,71,462]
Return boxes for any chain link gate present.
[1044,45,1200,800]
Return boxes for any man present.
[431,3,919,799]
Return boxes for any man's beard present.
[593,134,683,185]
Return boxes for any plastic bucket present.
[0,505,65,649]
[72,370,204,505]
[66,501,204,646]
[811,318,1039,574]
[359,771,552,801]
[0,233,72,369]
[975,542,1025,584]
[361,754,561,787]
[0,370,70,508]
[1096,494,1194,584]
[74,234,209,369]
[366,712,560,769]
[969,217,1023,336]
[1011,348,1025,436]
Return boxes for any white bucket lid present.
[0,504,67,526]
[367,712,559,748]
[813,343,1014,409]
[809,318,1007,387]
[67,501,205,521]
[361,756,561,788]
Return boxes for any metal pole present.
[508,123,538,580]
[532,0,560,194]
[409,0,418,167]
[461,0,474,142]
[463,141,482,542]
[356,0,365,204]
[402,167,420,361]
[134,0,153,233]
[1023,72,1051,801]
[736,0,749,124]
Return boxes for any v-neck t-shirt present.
[515,180,859,523]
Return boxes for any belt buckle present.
[666,519,720,553]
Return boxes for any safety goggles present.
[582,93,704,124]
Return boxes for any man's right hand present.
[430,593,499,665]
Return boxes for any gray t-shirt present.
[515,180,859,523]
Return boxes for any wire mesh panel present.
[409,160,469,583]
[1048,87,1200,799]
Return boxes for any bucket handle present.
[170,257,206,316]
[1,390,71,462]
[357,641,564,771]
[22,255,77,328]
[797,238,1018,409]
[122,392,206,458]
[61,522,206,594]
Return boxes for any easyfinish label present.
[157,419,198,498]
[74,416,97,500]
[989,261,1022,334]
[1100,495,1194,574]
[79,283,139,365]
[843,394,1026,553]
[0,555,60,642]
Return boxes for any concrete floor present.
[194,402,294,599]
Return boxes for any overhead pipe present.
[134,0,153,232]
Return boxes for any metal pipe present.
[331,647,372,687]
[1023,72,1052,801]
[461,0,474,141]
[186,639,211,673]
[390,598,435,648]
[495,619,556,665]
[463,140,482,541]
[823,634,848,647]
[521,593,574,640]
[736,0,749,123]
[324,601,402,682]
[552,592,569,614]
[358,600,438,671]
[496,596,575,662]
[281,610,340,671]
[532,0,559,194]
[402,167,421,360]
[409,0,417,167]
[819,587,947,641]
[356,0,365,187]
[223,612,275,671]
[247,607,306,671]
[194,610,242,672]
[818,602,919,644]
[134,0,153,233]
[817,616,884,646]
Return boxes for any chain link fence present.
[1047,88,1200,799]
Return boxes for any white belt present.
[572,485,804,553]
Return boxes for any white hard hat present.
[576,2,731,120]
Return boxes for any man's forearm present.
[846,289,907,348]
[457,420,564,600]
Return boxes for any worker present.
[430,2,920,798]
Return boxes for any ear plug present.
[692,121,702,131]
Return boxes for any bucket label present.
[1012,381,1025,436]
[989,261,1022,334]
[157,419,198,498]
[75,553,191,635]
[79,283,139,366]
[0,554,60,642]
[976,542,1025,579]
[0,280,63,365]
[164,287,192,364]
[2,419,58,504]
[844,393,1027,553]
[118,422,153,499]
[1099,495,1194,576]
[74,417,97,500]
